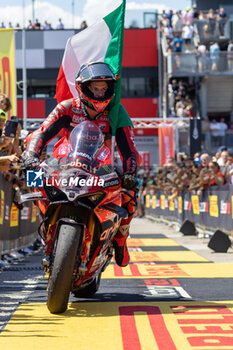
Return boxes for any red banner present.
[142,152,150,169]
[158,127,174,166]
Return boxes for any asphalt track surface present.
[1,217,233,349]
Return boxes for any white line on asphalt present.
[143,285,192,299]
[175,286,192,298]
[0,284,36,288]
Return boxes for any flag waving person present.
[24,0,140,267]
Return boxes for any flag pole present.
[72,0,74,29]
[111,136,115,167]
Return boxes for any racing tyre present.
[73,273,101,298]
[47,223,81,314]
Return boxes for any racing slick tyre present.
[73,273,101,298]
[47,223,81,314]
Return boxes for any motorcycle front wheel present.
[47,223,82,314]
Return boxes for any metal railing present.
[167,51,233,76]
[202,129,233,153]
[193,19,230,41]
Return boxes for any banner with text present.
[0,29,16,117]
[0,173,39,241]
[158,127,174,166]
[145,185,233,232]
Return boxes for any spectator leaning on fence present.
[224,156,233,184]
[27,20,33,29]
[0,96,22,171]
[143,150,231,204]
[171,11,183,37]
[182,21,194,52]
[227,41,233,70]
[33,19,41,30]
[217,118,228,146]
[0,94,13,150]
[217,7,227,36]
[200,153,211,168]
[209,41,220,71]
[0,93,11,114]
[0,110,19,171]
[195,42,208,72]
[56,18,64,30]
[80,20,88,30]
[204,161,225,187]
[0,93,11,143]
[217,149,229,174]
[209,119,220,146]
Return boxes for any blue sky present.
[0,0,191,28]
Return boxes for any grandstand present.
[15,1,233,163]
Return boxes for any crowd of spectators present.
[194,40,233,72]
[0,94,29,209]
[0,94,50,264]
[0,18,88,30]
[168,79,199,118]
[0,18,64,30]
[201,117,230,150]
[136,148,233,218]
[160,6,229,53]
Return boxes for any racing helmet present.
[75,62,117,113]
[70,121,104,157]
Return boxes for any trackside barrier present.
[0,173,39,255]
[145,185,233,237]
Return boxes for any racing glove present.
[122,174,138,191]
[23,154,40,170]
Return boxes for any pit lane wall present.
[0,173,39,255]
[145,185,233,234]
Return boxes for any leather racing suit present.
[26,97,140,266]
[26,97,139,175]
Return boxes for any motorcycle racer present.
[25,62,140,267]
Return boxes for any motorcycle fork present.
[47,205,61,236]
[47,206,61,239]
[79,210,95,274]
[42,206,62,276]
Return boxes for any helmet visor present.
[77,62,116,83]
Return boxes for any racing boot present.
[112,218,131,267]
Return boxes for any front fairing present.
[40,121,121,201]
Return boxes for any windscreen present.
[69,121,104,160]
[40,121,120,193]
[41,121,115,178]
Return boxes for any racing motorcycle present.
[20,121,131,314]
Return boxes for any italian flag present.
[55,0,132,135]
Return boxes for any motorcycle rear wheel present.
[47,223,81,314]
